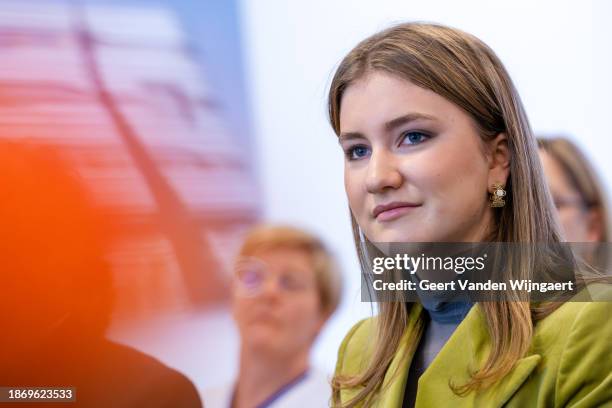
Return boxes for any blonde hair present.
[238,224,342,317]
[328,22,568,406]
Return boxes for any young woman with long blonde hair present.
[329,23,611,407]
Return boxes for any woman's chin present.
[370,232,434,245]
[245,332,281,350]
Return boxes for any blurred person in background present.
[538,137,611,268]
[0,141,202,407]
[204,225,342,408]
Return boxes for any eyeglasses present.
[233,257,315,297]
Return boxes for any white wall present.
[235,0,612,378]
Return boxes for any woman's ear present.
[487,133,511,188]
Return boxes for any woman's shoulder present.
[533,286,612,406]
[534,297,611,363]
[538,283,612,330]
[533,284,611,355]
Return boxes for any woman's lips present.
[373,202,421,222]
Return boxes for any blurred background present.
[1,0,610,398]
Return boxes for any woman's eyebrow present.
[384,112,435,132]
[338,132,365,142]
[339,112,436,142]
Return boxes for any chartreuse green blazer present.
[335,294,612,407]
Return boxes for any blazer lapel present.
[415,306,542,407]
[474,354,541,406]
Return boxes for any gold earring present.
[490,183,506,207]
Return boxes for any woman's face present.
[339,72,510,243]
[231,247,324,357]
[539,149,601,242]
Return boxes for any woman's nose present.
[258,275,283,301]
[365,149,403,194]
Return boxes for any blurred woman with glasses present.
[204,225,342,408]
[538,137,611,243]
[538,137,611,269]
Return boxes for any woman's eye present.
[401,131,429,145]
[346,145,371,160]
